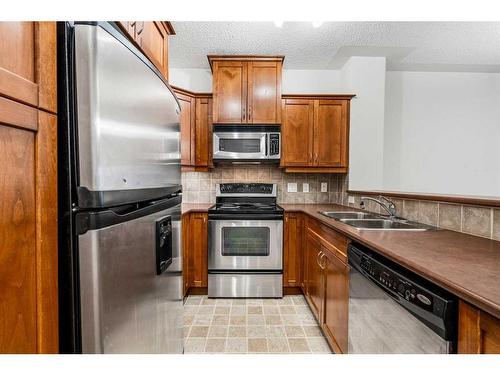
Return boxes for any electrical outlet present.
[302,183,309,193]
[321,182,328,192]
[287,183,298,193]
[348,196,355,204]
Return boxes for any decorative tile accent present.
[183,295,331,354]
[462,206,492,238]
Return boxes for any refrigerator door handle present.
[75,195,182,235]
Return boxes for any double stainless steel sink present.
[320,211,434,231]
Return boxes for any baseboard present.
[283,286,303,295]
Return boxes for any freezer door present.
[348,268,451,354]
[78,201,182,353]
[74,23,181,207]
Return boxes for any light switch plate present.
[302,183,309,193]
[321,182,328,192]
[287,183,298,193]
[348,196,355,204]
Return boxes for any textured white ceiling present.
[169,22,500,72]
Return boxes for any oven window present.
[219,138,261,153]
[221,227,270,256]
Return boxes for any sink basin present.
[339,219,432,231]
[320,211,380,220]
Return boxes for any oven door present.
[208,219,283,271]
[213,132,267,160]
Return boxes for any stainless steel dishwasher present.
[348,243,457,354]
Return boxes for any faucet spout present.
[360,195,397,218]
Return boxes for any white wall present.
[169,68,212,92]
[169,68,341,93]
[341,57,387,191]
[383,71,500,197]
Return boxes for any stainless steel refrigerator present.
[58,22,183,354]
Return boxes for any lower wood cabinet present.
[323,245,349,353]
[302,218,350,354]
[283,213,303,287]
[304,230,324,322]
[182,212,208,293]
[458,300,500,354]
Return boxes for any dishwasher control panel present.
[359,257,442,314]
[348,242,457,341]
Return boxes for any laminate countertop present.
[181,202,500,319]
[282,204,500,320]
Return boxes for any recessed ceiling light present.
[312,21,323,28]
[273,21,284,28]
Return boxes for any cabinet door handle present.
[248,107,252,121]
[242,107,246,122]
[316,250,323,268]
[320,253,327,270]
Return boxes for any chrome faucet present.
[360,195,397,218]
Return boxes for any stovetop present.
[208,183,283,216]
[208,202,284,214]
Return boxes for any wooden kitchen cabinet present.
[458,301,500,354]
[173,86,213,171]
[304,230,325,322]
[116,21,174,81]
[209,56,283,124]
[322,243,350,354]
[302,217,350,354]
[281,95,354,173]
[186,213,209,288]
[0,22,58,353]
[284,213,303,287]
[0,22,57,113]
[195,96,213,168]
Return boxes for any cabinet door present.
[305,231,324,322]
[195,97,212,167]
[176,92,195,166]
[136,21,169,80]
[313,100,348,167]
[117,21,136,40]
[0,22,56,113]
[458,301,500,354]
[0,100,58,353]
[189,213,208,288]
[247,61,281,124]
[281,99,314,166]
[284,213,302,287]
[323,248,349,353]
[212,61,247,124]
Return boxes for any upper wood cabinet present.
[281,95,354,173]
[173,86,213,171]
[458,301,500,354]
[117,21,174,80]
[209,56,283,124]
[0,22,58,353]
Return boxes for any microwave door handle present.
[265,134,268,156]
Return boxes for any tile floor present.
[183,294,332,354]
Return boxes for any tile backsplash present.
[181,165,343,205]
[182,166,500,241]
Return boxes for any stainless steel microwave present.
[212,125,281,163]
